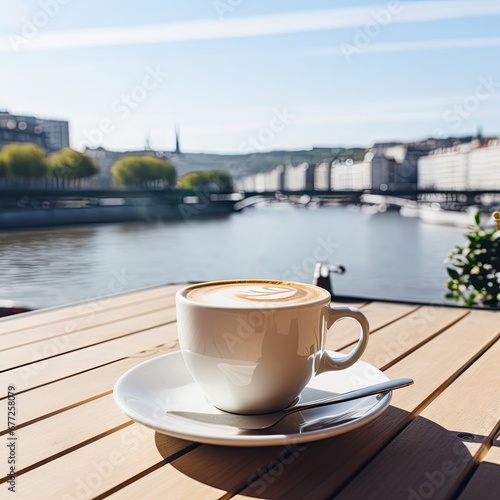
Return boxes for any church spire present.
[476,124,483,142]
[145,129,152,151]
[174,125,181,154]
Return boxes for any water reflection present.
[0,227,101,308]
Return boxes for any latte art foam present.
[185,281,328,308]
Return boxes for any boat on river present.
[400,203,496,228]
[360,193,496,228]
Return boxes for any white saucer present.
[113,351,392,447]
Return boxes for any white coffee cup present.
[176,279,369,414]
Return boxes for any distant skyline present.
[1,0,500,153]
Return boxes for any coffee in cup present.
[176,279,369,414]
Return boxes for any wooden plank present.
[232,409,409,500]
[340,305,469,369]
[0,322,178,396]
[108,464,226,500]
[331,299,368,309]
[0,294,174,351]
[231,310,500,499]
[385,310,500,414]
[2,395,131,475]
[334,335,500,499]
[459,436,500,500]
[0,283,182,335]
[108,445,289,500]
[0,307,176,371]
[10,424,194,499]
[326,301,419,351]
[419,339,500,436]
[15,424,287,500]
[0,343,180,434]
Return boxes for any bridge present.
[0,188,499,229]
[1,187,500,208]
[232,189,500,210]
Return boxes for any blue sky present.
[1,0,500,153]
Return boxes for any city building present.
[235,160,369,192]
[331,156,371,190]
[468,139,500,189]
[283,163,308,191]
[418,139,500,190]
[418,142,472,190]
[0,110,69,152]
[314,162,331,190]
[370,142,430,191]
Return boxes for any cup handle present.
[317,306,370,373]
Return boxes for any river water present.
[0,204,467,310]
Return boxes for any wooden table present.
[1,284,499,499]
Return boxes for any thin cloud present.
[285,108,500,130]
[303,36,500,57]
[159,105,500,137]
[2,1,500,52]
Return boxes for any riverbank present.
[0,188,238,229]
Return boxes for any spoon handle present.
[290,378,414,414]
[168,378,414,431]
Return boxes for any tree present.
[177,170,233,192]
[445,211,499,307]
[111,156,176,188]
[0,143,47,184]
[48,148,99,188]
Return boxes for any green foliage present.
[177,170,233,192]
[0,143,47,178]
[48,148,99,185]
[445,213,500,307]
[111,155,176,188]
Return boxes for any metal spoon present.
[168,377,413,430]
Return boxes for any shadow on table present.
[154,405,498,499]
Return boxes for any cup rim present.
[176,279,331,309]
